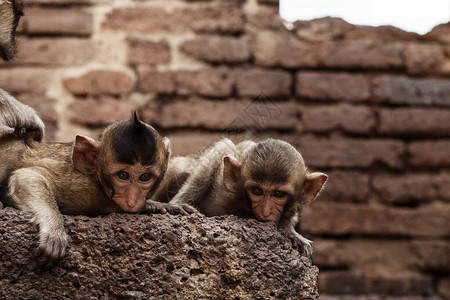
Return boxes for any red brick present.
[17,37,95,65]
[68,97,135,127]
[318,272,433,296]
[294,17,353,42]
[258,0,278,5]
[253,30,320,68]
[373,76,450,107]
[246,7,284,30]
[302,202,450,238]
[319,40,404,69]
[314,239,450,274]
[378,108,450,137]
[235,69,292,98]
[291,136,405,169]
[180,35,250,63]
[163,132,222,157]
[301,104,375,134]
[22,8,93,36]
[26,0,101,3]
[127,38,170,65]
[137,67,234,98]
[15,94,58,123]
[63,70,135,96]
[141,98,298,131]
[344,25,421,42]
[408,140,450,168]
[373,174,450,205]
[425,22,450,44]
[0,68,53,94]
[316,171,369,203]
[103,4,244,33]
[405,44,446,75]
[296,72,370,101]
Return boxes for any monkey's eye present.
[117,171,130,180]
[273,190,286,198]
[139,173,152,181]
[251,188,264,196]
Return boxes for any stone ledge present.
[0,208,318,299]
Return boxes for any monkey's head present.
[223,139,327,223]
[0,0,24,61]
[72,112,171,213]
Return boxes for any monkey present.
[0,0,23,61]
[152,138,327,257]
[1,112,196,267]
[0,0,46,208]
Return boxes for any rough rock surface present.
[0,207,319,299]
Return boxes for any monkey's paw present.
[162,203,200,216]
[280,229,314,258]
[34,231,69,268]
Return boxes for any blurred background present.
[0,0,449,298]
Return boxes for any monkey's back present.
[9,141,115,215]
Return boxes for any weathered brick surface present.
[318,272,433,296]
[103,4,244,33]
[301,104,375,134]
[293,136,405,169]
[127,38,170,65]
[378,108,450,137]
[138,67,234,98]
[425,22,450,43]
[319,40,404,69]
[373,173,450,205]
[296,72,371,101]
[17,38,95,65]
[303,202,450,237]
[0,68,53,94]
[254,30,320,68]
[408,140,450,168]
[405,44,446,75]
[63,70,135,96]
[141,98,298,131]
[315,170,369,203]
[22,8,93,36]
[314,239,450,273]
[373,76,450,107]
[180,35,250,63]
[235,69,292,97]
[68,97,135,126]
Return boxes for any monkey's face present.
[244,180,293,223]
[103,163,162,213]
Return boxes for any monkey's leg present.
[170,139,235,206]
[8,167,68,267]
[278,218,314,258]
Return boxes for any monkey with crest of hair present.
[1,112,196,267]
[152,138,328,257]
[0,0,45,195]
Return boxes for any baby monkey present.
[152,138,328,257]
[1,112,195,266]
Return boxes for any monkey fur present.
[1,112,195,267]
[0,0,23,61]
[153,138,328,258]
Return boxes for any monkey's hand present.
[144,200,200,216]
[280,228,314,258]
[34,229,69,268]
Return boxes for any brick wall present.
[1,0,449,298]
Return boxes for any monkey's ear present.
[301,172,328,205]
[223,156,241,193]
[73,135,100,174]
[162,137,171,152]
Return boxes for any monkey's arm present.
[0,89,45,141]
[277,213,314,258]
[8,167,68,267]
[170,139,236,207]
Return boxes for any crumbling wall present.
[0,207,319,299]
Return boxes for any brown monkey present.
[2,112,195,266]
[0,0,23,61]
[0,0,45,189]
[153,138,327,257]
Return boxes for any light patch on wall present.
[280,0,450,34]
